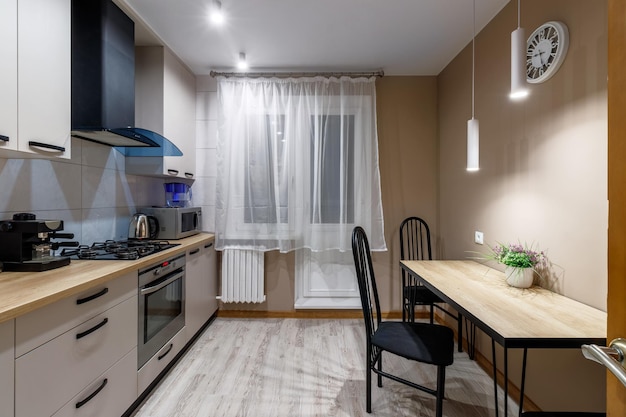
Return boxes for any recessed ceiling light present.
[209,0,224,25]
[237,52,249,70]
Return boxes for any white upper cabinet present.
[0,0,17,153]
[128,46,196,178]
[7,0,71,159]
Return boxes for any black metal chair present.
[352,226,454,417]
[400,216,464,352]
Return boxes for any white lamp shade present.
[510,28,529,99]
[467,118,479,171]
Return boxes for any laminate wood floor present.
[131,318,519,417]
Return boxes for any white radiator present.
[221,249,266,303]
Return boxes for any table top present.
[400,260,607,348]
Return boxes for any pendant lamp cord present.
[517,0,521,29]
[472,0,475,119]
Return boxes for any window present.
[310,115,355,224]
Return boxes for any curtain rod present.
[209,70,384,79]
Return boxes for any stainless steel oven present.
[138,253,185,369]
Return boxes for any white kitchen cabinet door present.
[16,271,136,357]
[163,48,197,179]
[0,0,18,154]
[185,241,214,338]
[15,297,136,417]
[17,0,71,159]
[52,348,137,417]
[130,46,196,179]
[0,320,14,417]
[137,327,186,395]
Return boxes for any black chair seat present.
[372,322,454,366]
[403,285,445,305]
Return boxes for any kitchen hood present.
[70,0,181,156]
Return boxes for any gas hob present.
[61,240,180,261]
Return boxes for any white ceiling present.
[116,0,510,76]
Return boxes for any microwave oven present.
[139,206,202,240]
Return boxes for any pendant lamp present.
[510,0,529,99]
[467,0,479,172]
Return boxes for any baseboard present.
[216,309,420,320]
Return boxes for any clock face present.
[526,21,569,84]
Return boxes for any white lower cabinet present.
[185,240,217,339]
[138,327,187,394]
[0,320,14,417]
[15,296,137,417]
[52,348,137,417]
[16,271,136,357]
[14,272,138,417]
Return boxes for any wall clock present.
[526,21,569,84]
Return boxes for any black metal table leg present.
[504,346,509,416]
[492,339,499,417]
[519,348,528,417]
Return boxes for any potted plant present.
[488,242,548,288]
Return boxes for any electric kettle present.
[128,213,159,240]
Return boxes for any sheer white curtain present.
[215,76,386,253]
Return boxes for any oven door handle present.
[140,272,183,296]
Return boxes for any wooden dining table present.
[400,260,607,416]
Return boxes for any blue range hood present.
[70,0,181,157]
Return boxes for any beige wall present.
[438,0,607,411]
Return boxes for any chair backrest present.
[399,216,433,261]
[352,226,382,342]
[400,217,433,287]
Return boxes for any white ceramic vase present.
[504,266,534,288]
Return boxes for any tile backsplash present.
[0,139,166,245]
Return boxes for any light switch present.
[474,231,484,245]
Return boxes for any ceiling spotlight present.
[209,0,224,25]
[237,52,249,70]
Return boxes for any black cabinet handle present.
[158,343,173,360]
[184,172,194,178]
[76,318,108,339]
[204,243,213,249]
[75,378,108,409]
[189,248,200,255]
[76,288,109,305]
[28,141,66,152]
[0,135,8,142]
[167,169,179,175]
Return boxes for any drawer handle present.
[158,343,174,361]
[167,169,179,175]
[76,318,108,339]
[75,378,108,409]
[76,288,109,305]
[204,243,213,249]
[28,141,66,153]
[189,248,200,255]
[0,135,8,142]
[184,172,194,178]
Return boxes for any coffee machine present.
[0,213,78,272]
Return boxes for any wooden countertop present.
[0,233,215,324]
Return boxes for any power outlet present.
[474,231,484,245]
